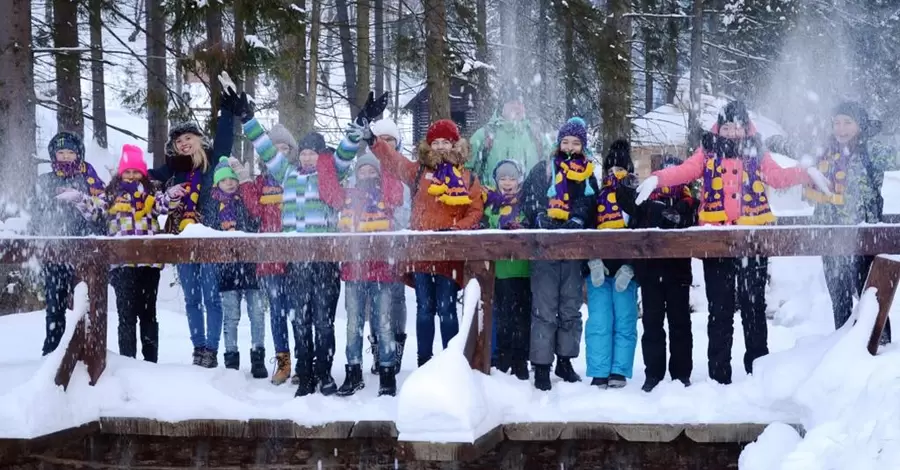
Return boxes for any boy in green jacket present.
[482,160,531,380]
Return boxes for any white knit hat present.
[370,119,401,150]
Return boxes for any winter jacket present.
[481,192,530,279]
[521,159,599,229]
[148,111,234,229]
[370,138,485,287]
[30,172,106,237]
[654,128,809,226]
[242,118,353,233]
[810,138,899,225]
[468,114,548,182]
[239,174,285,276]
[214,194,260,291]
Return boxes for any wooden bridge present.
[1,224,899,468]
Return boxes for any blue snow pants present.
[585,279,639,378]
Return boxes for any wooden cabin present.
[403,77,479,144]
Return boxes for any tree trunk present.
[475,0,490,124]
[664,0,679,104]
[232,0,244,157]
[688,0,703,151]
[355,0,371,112]
[303,0,321,133]
[0,0,36,201]
[537,0,549,115]
[277,1,307,135]
[562,9,576,117]
[334,0,357,109]
[599,0,633,151]
[374,0,384,101]
[424,0,450,122]
[499,0,515,75]
[53,0,83,135]
[393,2,403,118]
[206,2,223,134]
[706,0,722,96]
[146,0,167,167]
[642,0,656,113]
[88,0,107,148]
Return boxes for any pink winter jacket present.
[654,130,810,225]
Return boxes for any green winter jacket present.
[468,113,549,183]
[483,201,530,279]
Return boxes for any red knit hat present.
[426,119,461,144]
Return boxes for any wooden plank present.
[401,425,504,462]
[682,423,769,443]
[504,423,566,441]
[464,260,494,374]
[99,417,249,437]
[81,261,109,385]
[865,256,900,355]
[54,317,85,390]
[613,423,684,442]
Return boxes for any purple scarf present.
[212,188,241,231]
[484,189,522,229]
[427,162,472,206]
[596,172,626,229]
[547,152,595,220]
[168,169,203,233]
[53,160,106,196]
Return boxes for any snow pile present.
[396,280,498,442]
[740,288,900,469]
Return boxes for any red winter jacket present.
[317,156,404,283]
[239,175,285,277]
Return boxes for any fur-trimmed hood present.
[415,138,470,169]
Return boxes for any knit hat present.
[298,132,328,153]
[603,139,634,173]
[269,124,299,160]
[833,101,882,137]
[717,100,750,128]
[556,117,588,147]
[493,160,523,184]
[118,144,148,177]
[48,131,85,161]
[213,156,238,186]
[355,151,381,176]
[370,118,402,150]
[426,119,461,144]
[166,121,208,156]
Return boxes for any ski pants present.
[529,260,584,365]
[585,278,639,378]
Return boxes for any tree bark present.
[688,0,703,150]
[706,0,722,96]
[88,0,107,148]
[146,0,168,167]
[374,0,384,101]
[53,0,84,135]
[562,7,576,117]
[303,0,321,134]
[475,0,490,124]
[355,0,371,112]
[206,2,224,134]
[424,0,450,122]
[334,0,357,109]
[599,0,633,151]
[664,0,679,104]
[0,0,36,200]
[642,0,656,113]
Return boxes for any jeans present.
[390,281,407,336]
[111,267,161,362]
[42,263,76,355]
[288,262,341,377]
[177,263,223,351]
[412,273,460,361]
[345,281,396,367]
[221,289,267,353]
[263,275,291,354]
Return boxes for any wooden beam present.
[864,256,900,355]
[81,261,109,384]
[54,317,85,390]
[463,260,495,374]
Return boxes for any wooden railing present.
[5,224,900,389]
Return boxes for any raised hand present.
[55,188,83,203]
[346,120,375,145]
[635,175,659,205]
[228,157,252,183]
[354,91,390,126]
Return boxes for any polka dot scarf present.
[700,150,774,225]
[595,170,627,229]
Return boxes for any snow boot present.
[294,360,315,397]
[250,347,268,379]
[223,351,240,370]
[495,352,511,374]
[533,364,552,391]
[591,377,609,389]
[417,355,431,367]
[608,374,627,389]
[271,352,292,385]
[192,347,204,366]
[676,377,691,387]
[641,376,662,393]
[394,333,407,374]
[511,359,529,381]
[368,336,380,375]
[200,349,218,368]
[554,357,581,383]
[317,359,337,396]
[337,364,365,397]
[378,366,397,397]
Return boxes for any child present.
[350,118,484,368]
[620,155,697,392]
[72,145,183,362]
[635,100,830,384]
[482,160,531,380]
[318,150,403,396]
[33,131,106,355]
[584,140,638,389]
[211,157,268,379]
[521,117,600,391]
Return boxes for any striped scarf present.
[547,152,595,221]
[805,140,852,206]
[427,162,472,206]
[700,150,774,225]
[53,161,105,196]
[212,188,242,231]
[338,183,391,232]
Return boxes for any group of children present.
[35,89,883,395]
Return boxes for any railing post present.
[80,259,109,385]
[464,260,495,374]
[864,256,900,355]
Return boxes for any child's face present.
[379,135,398,149]
[175,133,202,155]
[218,178,239,193]
[298,149,318,170]
[559,136,583,155]
[275,143,292,155]
[122,169,143,183]
[497,175,519,194]
[430,138,453,152]
[833,115,860,144]
[55,149,78,163]
[356,165,379,181]
[718,122,746,140]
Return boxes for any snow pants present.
[288,262,341,379]
[412,273,460,363]
[111,266,161,362]
[703,257,768,384]
[585,278,639,378]
[42,263,75,355]
[177,263,223,352]
[530,260,583,365]
[221,288,267,353]
[494,277,532,362]
[640,260,692,382]
[823,255,891,343]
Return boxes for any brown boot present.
[271,352,292,385]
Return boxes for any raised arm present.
[654,147,705,187]
[212,109,235,160]
[243,118,291,182]
[760,151,809,189]
[382,168,404,208]
[370,138,419,186]
[316,155,346,210]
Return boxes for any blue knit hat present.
[48,131,85,161]
[557,117,588,147]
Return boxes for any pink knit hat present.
[118,144,148,177]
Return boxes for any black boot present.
[642,376,662,393]
[317,359,337,396]
[368,336,380,375]
[554,357,581,383]
[192,347,204,366]
[495,352,511,374]
[534,364,552,391]
[511,359,529,381]
[394,333,407,374]
[250,347,268,379]
[337,364,365,397]
[223,351,240,370]
[294,359,315,397]
[608,373,627,389]
[591,377,609,389]
[417,355,431,367]
[200,348,218,368]
[378,366,397,396]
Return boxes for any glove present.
[635,175,659,205]
[807,167,833,196]
[228,157,252,183]
[660,208,682,227]
[588,259,609,287]
[233,92,255,123]
[346,120,375,145]
[55,188,83,203]
[354,91,390,126]
[166,184,187,199]
[562,217,584,229]
[219,87,239,115]
[534,212,559,230]
[614,265,635,293]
